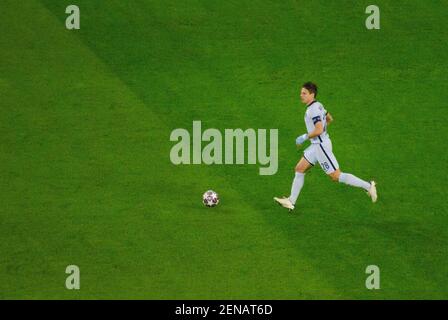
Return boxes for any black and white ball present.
[202,190,219,207]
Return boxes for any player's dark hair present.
[302,82,318,97]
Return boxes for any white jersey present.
[304,100,330,144]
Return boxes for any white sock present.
[289,172,305,205]
[338,172,370,191]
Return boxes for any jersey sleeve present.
[308,105,323,125]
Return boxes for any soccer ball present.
[202,190,219,207]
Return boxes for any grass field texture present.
[1,0,447,299]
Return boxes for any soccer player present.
[274,82,377,211]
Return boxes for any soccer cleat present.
[367,181,378,203]
[274,196,295,211]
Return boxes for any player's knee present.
[296,162,309,173]
[295,165,305,174]
[329,171,340,182]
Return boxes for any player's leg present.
[328,169,368,189]
[329,170,377,202]
[318,141,377,202]
[274,145,316,210]
[274,157,312,210]
[289,156,313,204]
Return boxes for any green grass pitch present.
[1,0,447,299]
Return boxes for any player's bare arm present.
[306,121,323,139]
[296,121,323,146]
[326,112,333,124]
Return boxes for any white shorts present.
[303,139,340,174]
